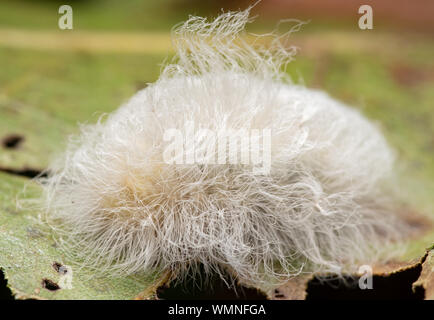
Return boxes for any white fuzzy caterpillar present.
[41,9,408,288]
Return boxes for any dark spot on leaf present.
[52,262,62,273]
[273,288,285,298]
[2,134,24,149]
[52,262,68,275]
[0,166,47,179]
[41,278,60,291]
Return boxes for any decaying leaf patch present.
[268,247,432,300]
[413,248,434,299]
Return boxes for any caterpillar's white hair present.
[41,9,407,288]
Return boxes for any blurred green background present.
[0,0,433,213]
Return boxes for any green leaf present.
[0,172,160,299]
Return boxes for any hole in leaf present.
[41,278,60,291]
[52,262,68,275]
[52,262,62,273]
